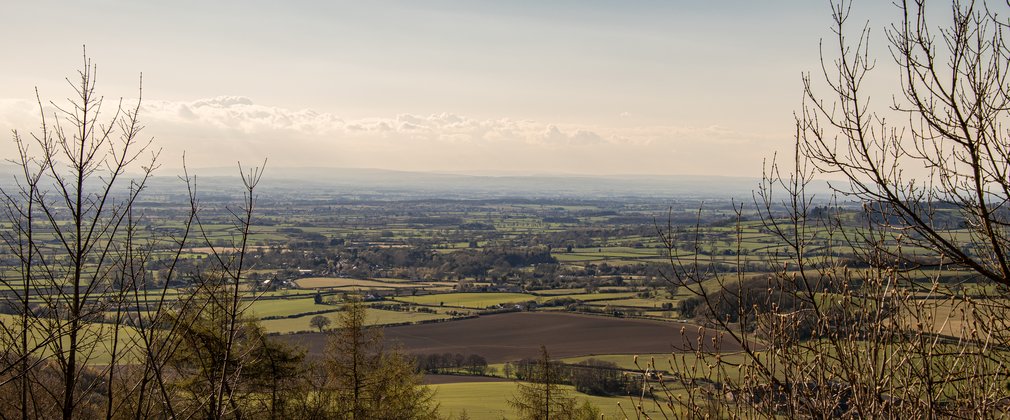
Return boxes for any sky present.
[0,1,899,177]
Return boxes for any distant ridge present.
[152,166,833,200]
[0,163,835,200]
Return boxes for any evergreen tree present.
[167,279,303,419]
[325,300,439,420]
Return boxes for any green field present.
[245,297,333,318]
[0,314,143,365]
[585,297,677,309]
[547,292,638,302]
[260,308,450,333]
[431,381,668,420]
[530,288,587,295]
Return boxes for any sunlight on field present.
[559,352,751,376]
[586,297,677,309]
[545,292,638,302]
[260,308,450,333]
[245,297,332,318]
[431,381,667,420]
[0,314,143,365]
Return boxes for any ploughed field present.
[281,311,740,363]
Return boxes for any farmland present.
[281,311,740,362]
[0,180,981,417]
[1,188,973,350]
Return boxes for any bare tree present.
[508,346,576,420]
[0,50,281,420]
[648,1,1010,418]
[0,49,161,419]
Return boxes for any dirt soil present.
[278,311,742,363]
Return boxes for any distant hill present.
[166,166,833,200]
[0,163,833,200]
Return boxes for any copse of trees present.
[568,359,640,397]
[507,356,646,397]
[414,353,490,376]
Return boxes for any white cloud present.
[191,96,255,108]
[0,96,784,176]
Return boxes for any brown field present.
[280,312,740,363]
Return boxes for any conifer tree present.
[325,300,439,420]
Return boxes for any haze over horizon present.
[1,1,897,178]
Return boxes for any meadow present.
[431,381,668,420]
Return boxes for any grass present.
[530,288,586,296]
[431,381,667,420]
[245,297,333,318]
[585,297,677,309]
[558,353,675,371]
[544,292,638,302]
[260,308,451,333]
[0,314,143,365]
[559,352,750,375]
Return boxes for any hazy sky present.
[0,1,898,177]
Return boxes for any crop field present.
[281,312,740,363]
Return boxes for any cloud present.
[0,99,36,128]
[139,97,624,147]
[541,125,607,146]
[191,96,255,108]
[142,96,346,135]
[0,96,782,176]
